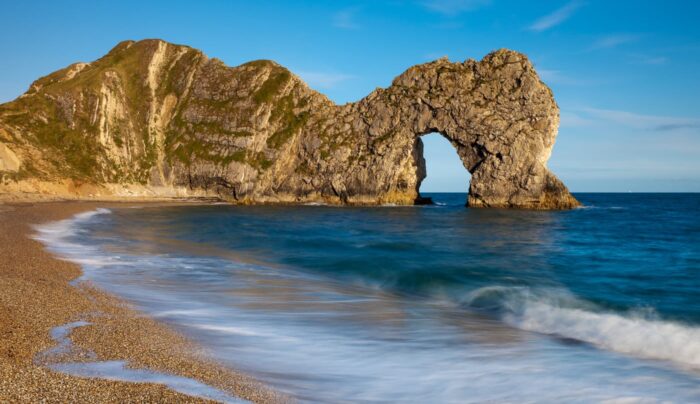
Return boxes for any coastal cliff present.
[0,39,578,208]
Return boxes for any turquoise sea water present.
[36,193,700,403]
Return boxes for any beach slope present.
[0,201,283,403]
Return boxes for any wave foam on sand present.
[36,317,246,403]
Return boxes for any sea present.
[35,193,700,403]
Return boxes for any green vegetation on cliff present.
[0,39,578,209]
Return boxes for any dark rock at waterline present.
[414,196,433,206]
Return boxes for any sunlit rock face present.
[0,39,578,209]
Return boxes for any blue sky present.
[1,1,699,192]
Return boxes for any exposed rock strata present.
[0,39,579,209]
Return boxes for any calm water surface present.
[36,193,700,403]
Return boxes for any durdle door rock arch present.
[0,39,579,209]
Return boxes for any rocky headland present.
[0,39,578,209]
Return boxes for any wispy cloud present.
[654,122,700,131]
[420,0,491,16]
[560,111,593,127]
[528,0,584,32]
[296,71,355,90]
[579,107,700,132]
[333,8,360,30]
[629,54,668,65]
[589,34,640,50]
[537,69,588,86]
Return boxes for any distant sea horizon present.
[421,191,700,193]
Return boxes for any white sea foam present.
[51,361,246,403]
[33,211,248,403]
[50,320,92,341]
[189,323,270,337]
[154,308,217,317]
[32,207,700,402]
[32,208,117,271]
[576,205,626,211]
[75,207,112,220]
[38,320,246,403]
[464,286,700,369]
[188,323,300,343]
[32,208,110,248]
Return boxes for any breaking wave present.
[30,195,700,402]
[462,286,700,368]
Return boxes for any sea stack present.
[0,39,579,209]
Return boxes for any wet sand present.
[0,201,285,403]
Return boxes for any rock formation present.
[0,39,579,208]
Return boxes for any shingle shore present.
[0,201,286,403]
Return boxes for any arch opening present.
[415,132,471,206]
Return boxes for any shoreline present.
[0,200,285,403]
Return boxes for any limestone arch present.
[362,51,580,209]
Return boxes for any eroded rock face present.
[0,39,578,208]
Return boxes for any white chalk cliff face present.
[0,39,578,208]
